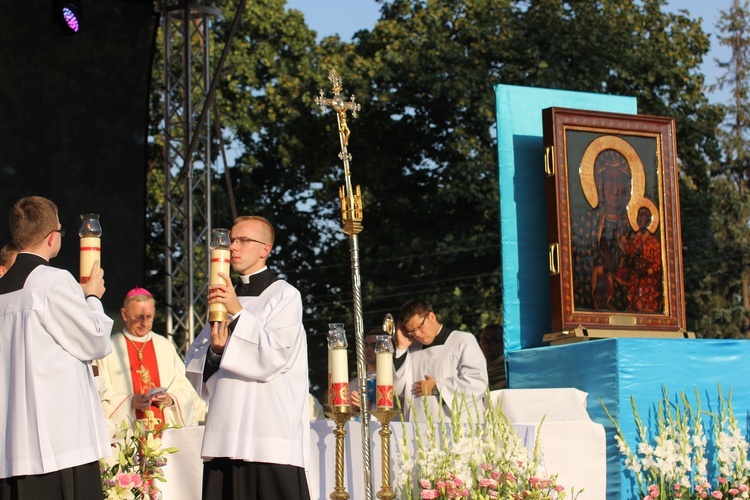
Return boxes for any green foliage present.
[698,0,750,338]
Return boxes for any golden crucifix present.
[316,68,363,236]
[315,67,373,500]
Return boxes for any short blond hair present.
[234,215,275,246]
[9,196,59,250]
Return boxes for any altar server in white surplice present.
[94,287,205,430]
[0,196,114,500]
[394,299,488,422]
[185,215,311,500]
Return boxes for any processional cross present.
[315,68,373,500]
[316,68,363,235]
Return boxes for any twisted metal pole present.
[315,68,372,500]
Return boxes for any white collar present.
[238,266,268,284]
[122,329,152,343]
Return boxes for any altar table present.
[158,388,605,499]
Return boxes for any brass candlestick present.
[373,408,398,500]
[324,406,355,500]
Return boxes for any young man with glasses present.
[0,196,113,500]
[393,299,488,422]
[185,215,311,500]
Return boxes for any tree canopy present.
[146,0,728,394]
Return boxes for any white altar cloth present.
[159,388,605,499]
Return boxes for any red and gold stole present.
[125,336,164,423]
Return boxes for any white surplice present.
[185,280,310,470]
[95,330,206,429]
[0,264,113,478]
[394,330,488,422]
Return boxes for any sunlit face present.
[229,219,272,275]
[403,311,439,346]
[121,298,156,337]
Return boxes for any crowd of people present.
[0,195,508,500]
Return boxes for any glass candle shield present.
[208,228,231,322]
[328,323,349,407]
[79,214,102,283]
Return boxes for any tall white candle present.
[329,347,349,406]
[208,247,231,322]
[79,237,101,284]
[376,351,394,408]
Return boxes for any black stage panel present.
[0,0,157,313]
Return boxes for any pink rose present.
[454,477,463,487]
[555,485,564,492]
[741,485,749,492]
[116,473,134,489]
[421,489,440,499]
[711,491,723,499]
[729,489,739,496]
[489,491,498,498]
[460,488,469,497]
[481,463,493,471]
[436,480,445,490]
[491,471,501,480]
[718,477,728,485]
[420,479,432,489]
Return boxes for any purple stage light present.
[52,0,83,35]
[61,6,80,33]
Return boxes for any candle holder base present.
[324,406,355,500]
[372,408,399,500]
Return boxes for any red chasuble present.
[125,338,164,423]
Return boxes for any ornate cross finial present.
[315,68,361,148]
[315,67,363,235]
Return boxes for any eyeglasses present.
[406,313,429,336]
[46,228,65,238]
[230,236,268,246]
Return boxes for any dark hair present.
[0,242,18,267]
[397,299,434,325]
[480,323,503,341]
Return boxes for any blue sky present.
[286,0,735,105]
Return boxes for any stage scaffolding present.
[157,0,218,354]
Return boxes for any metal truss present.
[157,0,219,355]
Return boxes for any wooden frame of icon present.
[542,107,690,341]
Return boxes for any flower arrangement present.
[395,394,581,499]
[603,385,750,500]
[100,415,180,500]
